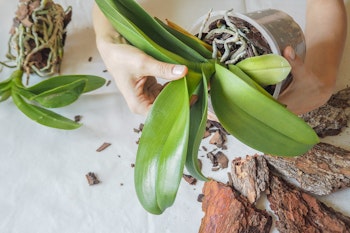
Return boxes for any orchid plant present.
[96,0,319,214]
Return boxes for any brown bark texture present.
[268,175,350,233]
[300,104,348,137]
[264,142,350,195]
[199,180,272,233]
[231,154,269,203]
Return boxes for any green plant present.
[96,0,319,214]
[0,69,105,129]
[0,0,106,130]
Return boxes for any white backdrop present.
[0,1,349,233]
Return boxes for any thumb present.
[146,58,188,81]
[283,46,304,72]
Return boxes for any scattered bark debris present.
[264,142,350,196]
[133,123,144,133]
[106,80,112,86]
[183,174,197,185]
[205,120,229,148]
[267,175,350,233]
[300,103,348,138]
[74,115,82,123]
[328,86,350,109]
[207,151,229,171]
[197,193,204,202]
[231,154,270,204]
[88,56,93,62]
[103,69,108,73]
[199,180,272,233]
[96,142,112,152]
[131,163,135,168]
[209,130,227,149]
[86,172,100,185]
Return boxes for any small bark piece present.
[328,86,350,109]
[183,174,197,185]
[209,130,226,148]
[96,142,112,152]
[216,151,229,169]
[300,104,348,137]
[267,175,350,233]
[85,172,100,185]
[264,142,350,195]
[231,154,270,203]
[199,180,272,233]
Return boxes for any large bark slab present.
[268,175,350,233]
[300,104,348,137]
[199,180,272,233]
[231,155,269,203]
[264,142,350,195]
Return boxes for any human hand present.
[97,40,187,115]
[277,46,335,115]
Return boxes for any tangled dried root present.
[6,0,72,77]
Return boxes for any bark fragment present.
[300,104,348,137]
[231,154,270,203]
[199,180,272,233]
[267,175,350,233]
[328,87,350,109]
[264,142,350,195]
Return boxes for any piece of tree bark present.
[231,154,269,203]
[300,103,348,138]
[328,87,350,109]
[199,180,272,233]
[264,142,350,195]
[267,175,350,233]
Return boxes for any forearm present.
[305,0,347,87]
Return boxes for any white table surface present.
[0,1,350,233]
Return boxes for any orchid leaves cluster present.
[0,69,105,129]
[96,0,319,214]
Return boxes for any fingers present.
[142,56,188,81]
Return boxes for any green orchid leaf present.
[96,0,204,72]
[236,54,291,86]
[108,0,207,62]
[155,17,212,59]
[228,64,278,102]
[12,93,81,130]
[30,79,87,108]
[135,78,190,214]
[0,79,12,92]
[211,63,319,156]
[185,68,212,181]
[0,89,11,102]
[0,78,12,102]
[26,75,106,94]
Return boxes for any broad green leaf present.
[236,54,291,86]
[155,18,212,59]
[12,93,81,130]
[26,75,106,94]
[109,0,207,62]
[185,68,211,181]
[30,79,87,108]
[135,78,189,214]
[228,64,278,102]
[164,18,213,51]
[0,89,11,102]
[0,78,12,102]
[211,63,319,156]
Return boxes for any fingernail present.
[172,65,186,75]
[289,47,296,60]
